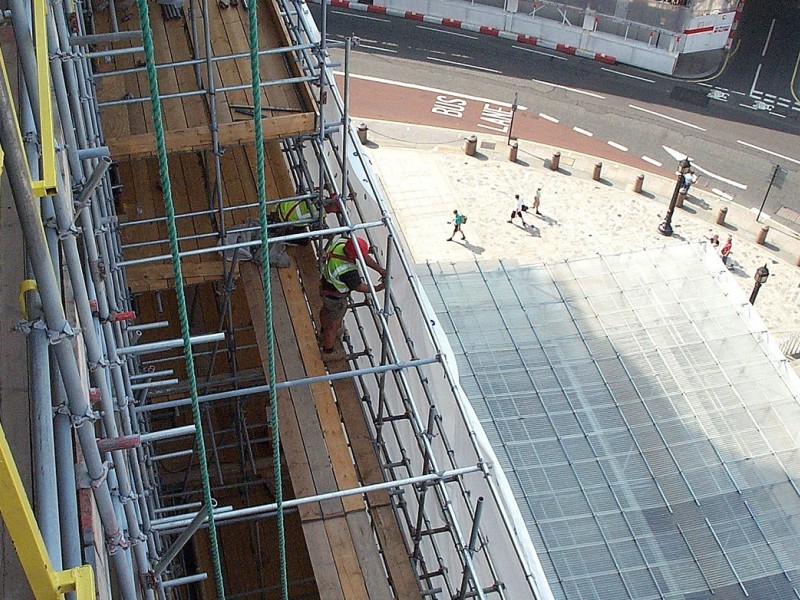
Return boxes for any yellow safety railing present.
[0,0,58,197]
[0,420,95,599]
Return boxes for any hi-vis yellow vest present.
[321,236,358,294]
[277,199,318,223]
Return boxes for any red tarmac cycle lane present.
[337,73,673,179]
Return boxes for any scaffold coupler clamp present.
[48,321,80,345]
[71,405,101,429]
[15,317,46,336]
[106,527,130,555]
[90,459,113,490]
[89,356,109,372]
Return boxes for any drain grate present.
[481,141,496,150]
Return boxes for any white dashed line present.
[426,56,501,73]
[538,113,559,123]
[532,78,606,99]
[793,106,800,112]
[417,25,478,39]
[608,141,628,152]
[642,156,662,167]
[573,127,593,137]
[600,67,655,83]
[764,93,777,99]
[731,90,746,96]
[751,89,763,96]
[698,82,713,88]
[777,102,790,107]
[770,112,786,118]
[779,97,793,103]
[691,163,748,189]
[514,45,568,60]
[712,189,734,200]
[359,44,398,53]
[628,104,706,131]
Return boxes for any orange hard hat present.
[344,236,369,260]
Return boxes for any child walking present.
[447,209,467,241]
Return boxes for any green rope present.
[133,0,226,596]
[247,0,288,597]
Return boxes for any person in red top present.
[721,236,732,267]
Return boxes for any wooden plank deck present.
[243,259,402,600]
[92,0,316,155]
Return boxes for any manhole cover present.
[481,141,496,150]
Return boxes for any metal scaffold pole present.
[0,59,139,600]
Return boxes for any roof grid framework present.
[421,244,800,600]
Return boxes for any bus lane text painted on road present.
[431,95,514,134]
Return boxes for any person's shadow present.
[454,239,485,254]
[512,222,541,237]
[532,212,559,226]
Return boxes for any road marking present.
[532,78,605,99]
[762,18,776,57]
[608,141,628,152]
[712,189,733,200]
[662,145,747,189]
[573,127,593,137]
[333,10,390,22]
[731,90,746,96]
[794,106,800,112]
[750,63,762,96]
[641,156,662,167]
[698,82,713,88]
[628,104,706,131]
[600,67,655,83]
[777,102,790,107]
[779,97,793,104]
[770,112,786,118]
[751,89,763,95]
[513,45,568,60]
[425,56,501,73]
[359,44,398,53]
[764,93,776,99]
[417,25,477,40]
[538,113,559,123]
[691,163,748,189]
[336,72,528,110]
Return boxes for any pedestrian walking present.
[447,209,467,241]
[319,235,386,355]
[508,194,527,227]
[532,186,542,215]
[707,233,720,250]
[721,235,732,267]
[681,170,697,194]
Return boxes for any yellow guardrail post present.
[0,0,58,197]
[0,420,95,599]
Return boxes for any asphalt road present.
[310,2,800,230]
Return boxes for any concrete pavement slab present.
[360,120,800,348]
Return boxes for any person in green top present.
[447,209,466,242]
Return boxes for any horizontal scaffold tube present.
[118,221,383,267]
[117,332,225,356]
[133,357,439,413]
[153,465,483,532]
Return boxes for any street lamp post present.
[657,158,692,237]
[749,264,770,304]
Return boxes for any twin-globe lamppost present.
[657,158,692,237]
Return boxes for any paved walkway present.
[359,120,800,352]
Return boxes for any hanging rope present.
[247,0,289,597]
[133,0,226,596]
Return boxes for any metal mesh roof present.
[420,244,800,600]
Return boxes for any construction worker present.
[319,235,386,355]
[275,197,319,227]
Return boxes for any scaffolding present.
[0,0,551,597]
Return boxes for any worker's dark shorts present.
[320,293,348,321]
